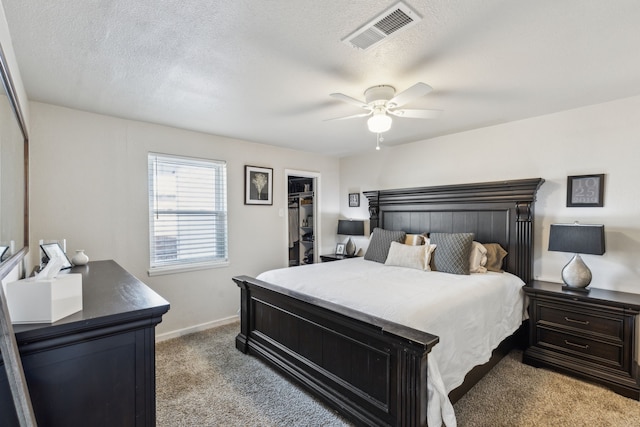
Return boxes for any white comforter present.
[257,257,525,427]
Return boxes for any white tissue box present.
[5,274,83,323]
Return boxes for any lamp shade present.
[367,111,392,133]
[337,219,365,236]
[548,223,605,255]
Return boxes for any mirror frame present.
[0,42,37,425]
[0,42,29,280]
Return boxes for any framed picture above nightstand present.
[567,174,604,207]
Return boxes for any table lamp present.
[337,219,365,257]
[548,222,605,292]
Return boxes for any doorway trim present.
[284,169,321,266]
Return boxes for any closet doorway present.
[285,170,319,267]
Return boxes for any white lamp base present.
[561,253,592,292]
[345,238,356,257]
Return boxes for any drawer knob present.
[565,340,589,350]
[564,317,589,325]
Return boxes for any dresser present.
[0,260,170,426]
[523,280,640,399]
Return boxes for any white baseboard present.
[155,315,239,342]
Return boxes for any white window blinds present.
[148,153,228,274]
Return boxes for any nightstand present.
[320,254,354,262]
[523,280,640,399]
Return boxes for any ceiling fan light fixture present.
[367,110,392,133]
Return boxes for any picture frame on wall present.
[348,193,360,207]
[567,174,604,207]
[40,242,73,269]
[335,243,346,255]
[245,165,273,205]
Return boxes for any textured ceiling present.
[3,1,640,157]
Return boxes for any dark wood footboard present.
[233,275,439,427]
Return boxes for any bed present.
[233,178,544,426]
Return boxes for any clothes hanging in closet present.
[288,206,299,248]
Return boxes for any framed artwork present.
[40,242,73,269]
[348,193,360,207]
[335,243,346,255]
[567,174,604,207]
[245,166,273,205]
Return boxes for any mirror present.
[0,42,29,275]
[0,42,35,426]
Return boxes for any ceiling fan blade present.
[329,93,369,109]
[387,82,433,108]
[324,112,372,122]
[388,108,443,119]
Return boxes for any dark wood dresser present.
[523,280,640,399]
[0,260,170,426]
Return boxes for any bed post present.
[514,201,535,284]
[234,277,250,353]
[398,347,428,426]
[368,191,380,230]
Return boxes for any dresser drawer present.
[537,303,623,339]
[537,327,623,368]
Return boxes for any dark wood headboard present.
[363,178,544,283]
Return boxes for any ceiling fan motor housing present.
[364,85,395,106]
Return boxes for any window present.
[148,153,228,274]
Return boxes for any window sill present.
[147,260,229,277]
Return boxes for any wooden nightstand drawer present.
[538,303,623,339]
[537,327,623,368]
[523,281,640,400]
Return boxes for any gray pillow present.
[430,232,475,275]
[364,228,406,263]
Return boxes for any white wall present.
[340,95,640,294]
[28,102,340,336]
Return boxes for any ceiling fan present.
[327,82,442,134]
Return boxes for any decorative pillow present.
[404,234,425,246]
[364,228,407,264]
[484,243,508,272]
[469,241,488,273]
[385,242,427,270]
[424,244,437,272]
[429,232,475,275]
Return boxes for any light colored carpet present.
[156,322,640,426]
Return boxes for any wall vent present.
[342,1,422,51]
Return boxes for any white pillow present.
[424,244,437,271]
[385,241,427,270]
[469,241,488,273]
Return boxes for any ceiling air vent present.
[342,1,422,51]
